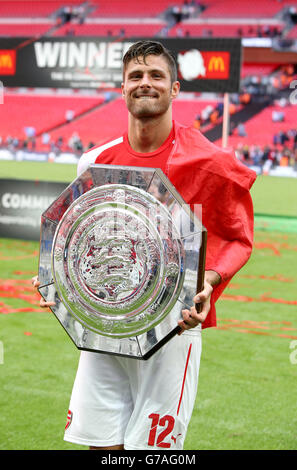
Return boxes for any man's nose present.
[139,74,151,87]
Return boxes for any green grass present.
[0,160,297,450]
[185,231,297,450]
[251,174,297,217]
[1,232,296,450]
[0,311,82,449]
[0,160,77,183]
[0,239,83,450]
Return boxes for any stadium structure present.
[0,0,296,177]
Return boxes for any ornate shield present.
[38,164,207,359]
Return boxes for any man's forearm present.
[204,270,221,287]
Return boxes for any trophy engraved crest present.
[38,164,207,359]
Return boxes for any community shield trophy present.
[38,164,207,360]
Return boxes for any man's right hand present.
[31,275,56,308]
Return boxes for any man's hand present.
[177,270,221,334]
[31,275,56,308]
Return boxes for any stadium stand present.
[0,24,54,37]
[216,102,297,148]
[198,0,296,18]
[168,22,285,38]
[287,25,297,38]
[0,0,82,17]
[35,96,128,152]
[87,0,187,18]
[0,0,296,173]
[0,92,105,149]
[241,64,279,79]
[51,22,167,37]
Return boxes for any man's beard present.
[126,95,171,119]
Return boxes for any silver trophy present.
[38,164,207,359]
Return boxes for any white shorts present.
[64,328,202,450]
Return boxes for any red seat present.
[0,93,104,143]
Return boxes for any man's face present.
[121,54,180,119]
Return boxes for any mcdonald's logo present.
[0,50,16,75]
[209,56,225,72]
[204,51,230,79]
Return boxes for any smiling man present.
[34,40,256,451]
[122,48,179,126]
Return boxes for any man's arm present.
[177,270,221,334]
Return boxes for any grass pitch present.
[0,160,297,450]
[186,230,297,450]
[0,160,77,183]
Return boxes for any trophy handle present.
[174,230,207,335]
[195,230,207,313]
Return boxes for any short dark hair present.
[122,40,178,83]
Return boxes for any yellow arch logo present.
[208,56,225,72]
[0,53,13,68]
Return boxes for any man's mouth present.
[135,94,158,99]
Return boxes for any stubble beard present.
[127,94,172,120]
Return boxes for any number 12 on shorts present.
[147,413,175,448]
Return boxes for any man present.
[34,40,256,450]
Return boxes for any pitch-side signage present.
[0,37,241,92]
[0,179,68,241]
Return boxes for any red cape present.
[166,122,257,329]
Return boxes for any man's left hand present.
[177,270,221,334]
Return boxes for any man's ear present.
[171,81,180,100]
[121,83,125,98]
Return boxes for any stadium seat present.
[0,93,105,145]
[88,0,186,18]
[0,1,83,17]
[0,23,53,36]
[287,25,297,38]
[52,22,166,37]
[199,0,294,18]
[215,103,297,148]
[168,22,284,38]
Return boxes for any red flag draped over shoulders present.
[167,122,257,329]
[79,120,256,330]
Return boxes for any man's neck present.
[127,116,173,153]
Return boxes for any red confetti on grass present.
[217,318,297,339]
[277,334,297,339]
[254,240,297,256]
[221,293,297,305]
[0,251,39,261]
[239,274,294,283]
[254,242,281,256]
[0,279,49,314]
[1,263,296,342]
